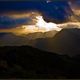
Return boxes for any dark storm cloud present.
[0,0,80,28]
[0,16,31,29]
[0,0,73,23]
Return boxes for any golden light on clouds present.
[1,11,80,37]
[0,12,62,36]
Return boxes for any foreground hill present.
[0,46,80,79]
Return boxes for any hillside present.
[0,46,80,78]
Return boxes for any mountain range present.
[1,27,80,57]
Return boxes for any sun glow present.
[0,12,63,36]
[21,15,62,33]
[35,16,61,31]
[1,12,80,36]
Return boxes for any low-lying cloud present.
[0,15,32,29]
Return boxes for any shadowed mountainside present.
[0,46,80,78]
[1,28,80,57]
[34,28,80,56]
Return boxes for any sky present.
[0,0,80,51]
[0,0,80,29]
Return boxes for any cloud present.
[0,15,32,29]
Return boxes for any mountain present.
[33,28,80,57]
[1,28,80,57]
[0,45,80,79]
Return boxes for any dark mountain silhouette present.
[0,45,80,79]
[1,28,80,57]
[34,28,80,56]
